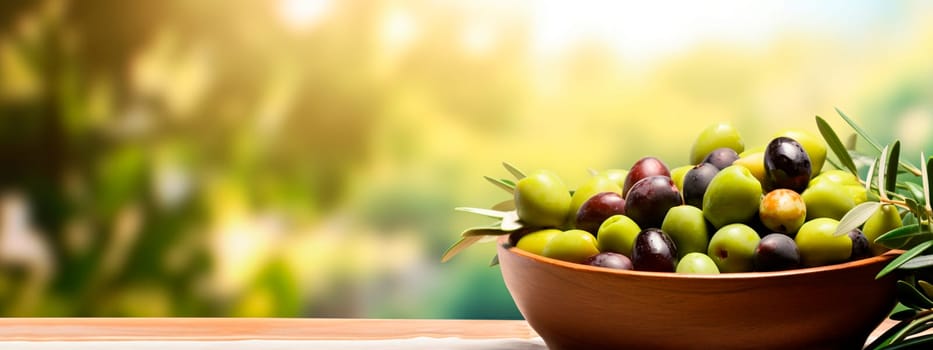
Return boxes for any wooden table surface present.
[0,317,903,344]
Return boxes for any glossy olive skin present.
[624,176,683,229]
[847,228,872,261]
[764,137,812,193]
[759,189,807,235]
[754,233,801,272]
[584,252,634,270]
[682,163,719,208]
[542,230,600,263]
[702,147,739,170]
[622,157,671,198]
[632,228,678,272]
[514,170,572,228]
[575,192,626,234]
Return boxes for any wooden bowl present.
[496,235,900,350]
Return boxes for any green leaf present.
[834,201,882,236]
[441,235,484,263]
[905,198,927,221]
[919,280,933,300]
[886,333,933,350]
[491,199,515,211]
[835,107,922,176]
[890,308,919,321]
[876,224,924,244]
[460,226,507,237]
[924,153,932,211]
[878,240,933,279]
[865,157,878,193]
[902,182,927,204]
[484,176,515,194]
[885,141,901,193]
[897,280,933,309]
[816,115,858,175]
[900,255,933,270]
[866,318,912,349]
[879,144,890,200]
[489,254,499,267]
[455,207,509,219]
[502,162,526,180]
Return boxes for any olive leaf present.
[924,153,932,212]
[835,107,922,176]
[455,207,510,219]
[920,280,933,299]
[491,199,515,211]
[900,254,933,270]
[875,224,929,247]
[878,240,933,279]
[866,317,913,350]
[890,308,919,321]
[502,162,526,180]
[902,182,927,205]
[489,254,499,267]
[897,280,933,310]
[885,333,933,350]
[484,176,515,194]
[499,210,523,231]
[865,157,878,194]
[878,144,891,201]
[460,226,507,237]
[816,115,858,175]
[441,236,485,263]
[834,201,881,236]
[885,141,901,194]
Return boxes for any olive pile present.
[511,123,901,273]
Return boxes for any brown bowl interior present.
[496,235,900,350]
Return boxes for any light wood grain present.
[0,318,539,341]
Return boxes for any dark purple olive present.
[624,176,683,229]
[753,233,800,271]
[703,147,739,170]
[848,228,871,260]
[584,252,634,270]
[682,163,719,208]
[575,192,626,234]
[622,157,671,198]
[764,137,811,193]
[632,228,677,272]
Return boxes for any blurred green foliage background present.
[0,0,931,318]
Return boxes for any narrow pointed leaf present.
[885,141,900,193]
[877,240,933,279]
[924,153,931,211]
[491,199,515,211]
[500,210,523,231]
[878,144,890,200]
[455,206,509,219]
[484,176,515,194]
[478,235,500,243]
[816,115,858,175]
[919,280,933,299]
[834,201,882,236]
[836,107,883,151]
[489,254,500,267]
[865,157,877,193]
[441,235,484,263]
[885,333,933,350]
[900,255,933,270]
[902,182,926,204]
[866,318,912,349]
[890,309,918,321]
[896,280,933,310]
[460,226,507,237]
[835,107,921,175]
[876,224,923,244]
[905,198,925,221]
[502,162,526,180]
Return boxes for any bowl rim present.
[497,235,903,280]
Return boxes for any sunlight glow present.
[279,0,331,32]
